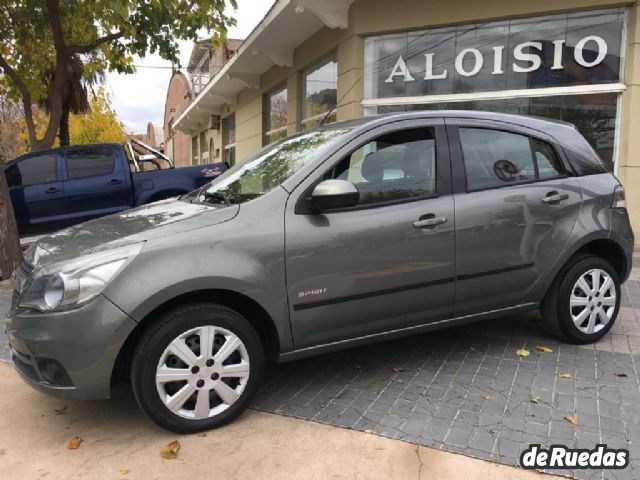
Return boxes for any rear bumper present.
[4,294,137,400]
[610,208,634,282]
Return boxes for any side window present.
[532,138,564,179]
[5,154,58,187]
[459,128,535,190]
[326,128,436,206]
[65,148,115,179]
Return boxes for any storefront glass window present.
[368,92,618,169]
[265,86,288,145]
[301,55,337,129]
[364,8,625,98]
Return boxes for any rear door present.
[285,119,456,349]
[62,146,133,224]
[5,152,66,236]
[447,119,582,315]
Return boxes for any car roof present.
[5,143,123,167]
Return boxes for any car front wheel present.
[131,303,264,433]
[544,255,621,344]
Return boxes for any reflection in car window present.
[65,148,115,179]
[197,128,351,205]
[532,139,564,179]
[5,154,58,187]
[326,128,437,206]
[460,128,536,190]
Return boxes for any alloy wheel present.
[155,326,250,420]
[569,268,616,335]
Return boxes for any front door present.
[62,146,132,224]
[5,152,67,236]
[285,121,455,349]
[448,120,582,315]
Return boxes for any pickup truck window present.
[65,148,115,179]
[197,128,351,205]
[5,154,58,187]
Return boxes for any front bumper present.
[4,294,137,400]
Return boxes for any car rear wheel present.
[131,303,264,433]
[543,255,620,344]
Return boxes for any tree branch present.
[46,0,66,53]
[68,31,124,54]
[0,53,36,146]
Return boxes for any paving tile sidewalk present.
[254,259,640,480]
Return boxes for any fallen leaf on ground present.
[536,345,553,353]
[482,394,491,401]
[119,469,130,476]
[67,437,82,450]
[614,373,628,378]
[392,367,403,373]
[564,415,578,426]
[516,348,530,357]
[364,429,374,434]
[160,440,180,459]
[54,405,68,415]
[530,396,540,404]
[557,373,573,379]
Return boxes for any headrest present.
[361,149,403,182]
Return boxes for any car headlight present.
[19,243,144,312]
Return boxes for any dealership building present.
[172,0,640,237]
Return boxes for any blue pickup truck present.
[4,140,228,236]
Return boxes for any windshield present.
[191,128,351,205]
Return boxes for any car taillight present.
[612,185,626,209]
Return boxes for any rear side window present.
[459,128,565,191]
[532,138,564,179]
[5,154,58,187]
[326,128,436,206]
[65,148,115,179]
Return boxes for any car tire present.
[131,303,264,433]
[542,255,621,344]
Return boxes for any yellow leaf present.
[160,440,180,460]
[516,348,530,357]
[67,437,83,450]
[119,469,130,476]
[392,367,403,373]
[564,415,578,426]
[557,373,573,379]
[530,396,540,404]
[536,345,553,353]
[482,395,491,401]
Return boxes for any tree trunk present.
[59,101,70,146]
[0,168,22,280]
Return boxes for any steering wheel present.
[493,159,519,182]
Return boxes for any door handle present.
[541,191,569,204]
[107,178,122,185]
[45,187,60,194]
[413,214,447,229]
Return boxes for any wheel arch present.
[111,289,281,386]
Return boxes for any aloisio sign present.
[384,35,609,84]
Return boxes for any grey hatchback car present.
[6,111,634,432]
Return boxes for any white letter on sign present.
[513,41,543,73]
[455,48,483,77]
[384,56,415,83]
[574,35,607,67]
[424,53,448,80]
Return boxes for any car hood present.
[31,199,239,268]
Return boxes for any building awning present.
[173,0,354,134]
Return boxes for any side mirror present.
[309,179,359,211]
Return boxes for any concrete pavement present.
[0,362,559,480]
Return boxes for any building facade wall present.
[164,72,193,168]
[191,0,640,240]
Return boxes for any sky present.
[105,0,275,134]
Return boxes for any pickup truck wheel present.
[543,255,620,344]
[131,303,264,433]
